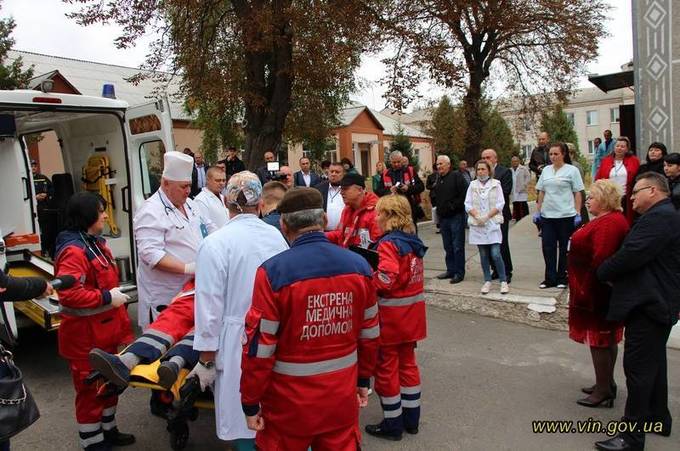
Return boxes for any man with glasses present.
[133,151,216,328]
[595,172,680,451]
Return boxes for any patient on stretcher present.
[89,280,198,390]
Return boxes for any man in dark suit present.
[482,148,513,282]
[256,151,277,185]
[594,172,680,451]
[294,157,321,187]
[529,131,550,178]
[217,146,246,179]
[313,161,345,231]
[189,151,208,198]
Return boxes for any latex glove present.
[42,282,54,297]
[574,214,582,227]
[187,363,216,391]
[246,413,265,431]
[109,287,130,307]
[184,262,196,275]
[357,387,369,408]
[532,212,542,224]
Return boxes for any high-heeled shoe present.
[581,383,617,398]
[576,394,614,408]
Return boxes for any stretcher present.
[82,153,120,238]
[96,360,214,450]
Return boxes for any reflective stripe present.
[60,304,114,317]
[378,294,424,307]
[136,336,169,352]
[360,324,380,339]
[176,289,195,298]
[78,422,102,433]
[401,385,422,395]
[363,304,378,320]
[402,399,421,408]
[260,318,280,335]
[273,351,356,376]
[102,406,116,417]
[256,343,277,358]
[175,337,194,347]
[146,329,175,345]
[379,395,401,405]
[80,432,105,447]
[383,406,403,418]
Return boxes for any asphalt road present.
[10,306,680,450]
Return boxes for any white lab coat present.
[133,189,216,327]
[193,214,288,440]
[464,179,505,245]
[194,187,229,229]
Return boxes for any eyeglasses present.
[631,185,654,196]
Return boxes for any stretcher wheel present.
[168,421,189,450]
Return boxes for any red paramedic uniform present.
[326,191,382,248]
[241,231,379,450]
[55,231,133,449]
[372,230,427,434]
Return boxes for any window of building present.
[566,112,575,125]
[587,140,596,155]
[586,110,598,126]
[610,107,620,123]
[521,144,533,160]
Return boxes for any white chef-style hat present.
[162,151,194,182]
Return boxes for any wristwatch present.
[199,359,215,369]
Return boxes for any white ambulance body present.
[0,89,174,343]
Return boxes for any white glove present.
[109,287,130,308]
[187,362,216,391]
[184,262,196,275]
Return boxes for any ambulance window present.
[139,140,165,198]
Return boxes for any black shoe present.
[576,394,614,408]
[539,280,556,289]
[84,441,112,451]
[103,427,136,446]
[157,360,180,390]
[405,426,419,435]
[450,275,464,284]
[435,272,452,280]
[365,423,402,441]
[582,383,617,398]
[594,435,642,451]
[89,349,131,388]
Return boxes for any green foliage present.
[540,104,579,150]
[480,104,519,167]
[0,3,34,90]
[186,99,243,164]
[428,95,464,157]
[387,124,419,171]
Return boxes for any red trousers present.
[69,358,118,448]
[374,342,422,432]
[255,423,360,451]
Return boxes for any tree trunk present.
[463,69,484,164]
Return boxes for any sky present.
[4,0,633,112]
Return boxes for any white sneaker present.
[480,281,491,294]
[500,282,510,294]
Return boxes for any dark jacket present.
[314,180,335,212]
[293,171,321,188]
[638,159,665,176]
[256,166,273,185]
[529,145,549,177]
[433,170,469,218]
[425,172,439,204]
[376,167,425,202]
[669,176,680,210]
[218,157,246,179]
[493,164,513,220]
[0,271,47,303]
[597,198,680,325]
[190,164,208,198]
[262,210,282,232]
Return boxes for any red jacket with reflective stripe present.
[54,231,133,360]
[147,279,195,341]
[240,232,379,435]
[326,191,382,248]
[373,231,427,345]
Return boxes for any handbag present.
[0,343,40,441]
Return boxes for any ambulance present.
[0,84,175,344]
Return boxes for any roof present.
[27,70,82,94]
[7,50,190,120]
[0,89,129,109]
[588,70,634,93]
[338,104,430,138]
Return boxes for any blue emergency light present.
[102,84,116,99]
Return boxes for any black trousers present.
[491,219,513,278]
[621,313,673,447]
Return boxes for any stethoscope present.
[158,190,194,230]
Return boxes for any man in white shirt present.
[314,161,345,231]
[510,155,531,221]
[194,167,229,229]
[133,151,216,327]
[191,171,288,445]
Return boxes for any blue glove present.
[532,212,541,224]
[574,214,582,227]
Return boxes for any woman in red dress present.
[568,179,629,408]
[595,136,640,224]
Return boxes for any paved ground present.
[11,307,679,450]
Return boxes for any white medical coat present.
[193,214,288,440]
[133,189,216,327]
[194,188,229,229]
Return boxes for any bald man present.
[529,132,550,178]
[256,151,277,185]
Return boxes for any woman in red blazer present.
[595,137,640,224]
[568,180,629,408]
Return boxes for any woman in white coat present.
[465,160,509,295]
